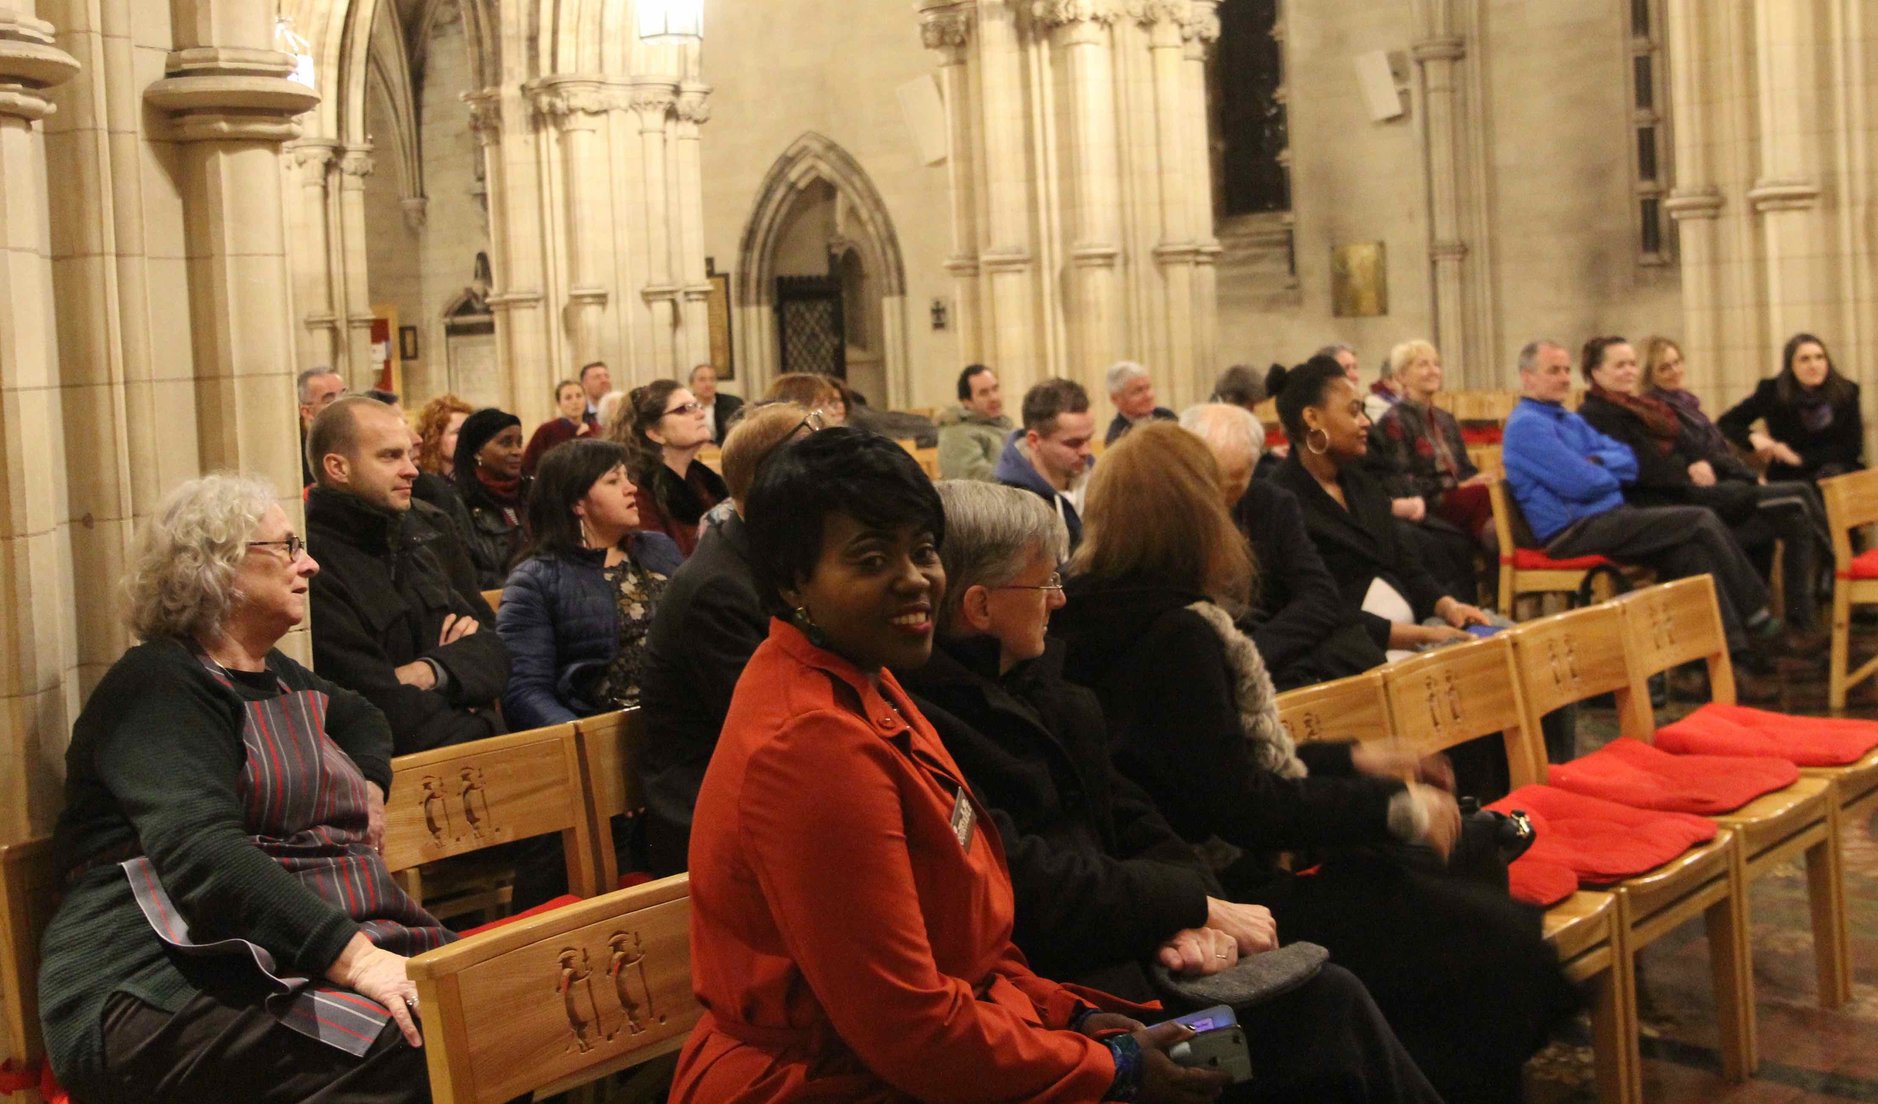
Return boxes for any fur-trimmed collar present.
[1184,601,1307,780]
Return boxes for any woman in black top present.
[41,474,448,1104]
[617,380,728,559]
[452,407,531,588]
[1718,331,1864,483]
[1267,357,1491,657]
[1051,423,1574,1104]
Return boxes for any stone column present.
[286,138,340,371]
[1182,0,1221,388]
[1040,1,1122,378]
[632,80,679,377]
[675,82,713,371]
[1662,0,1728,394]
[920,2,982,367]
[1413,34,1470,382]
[1140,0,1194,404]
[0,3,78,842]
[476,85,551,415]
[144,0,316,656]
[975,0,1037,391]
[534,78,610,373]
[336,144,375,387]
[1746,0,1823,356]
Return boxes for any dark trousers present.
[1733,482,1828,630]
[88,987,429,1104]
[1547,504,1768,651]
[1241,858,1578,1104]
[1229,963,1446,1104]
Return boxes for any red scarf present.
[475,466,524,514]
[1589,384,1682,455]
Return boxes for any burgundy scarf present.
[1590,384,1682,456]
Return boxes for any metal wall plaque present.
[1331,242,1388,317]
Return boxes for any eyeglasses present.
[663,401,704,417]
[994,572,1063,594]
[248,534,306,560]
[790,408,827,437]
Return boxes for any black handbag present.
[1442,797,1537,893]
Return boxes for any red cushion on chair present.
[1506,855,1580,909]
[1544,738,1797,815]
[458,893,584,937]
[1486,785,1716,887]
[617,871,654,889]
[1504,548,1615,571]
[1459,425,1503,445]
[0,1058,66,1104]
[1656,703,1878,767]
[1839,549,1878,580]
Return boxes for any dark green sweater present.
[40,638,395,1087]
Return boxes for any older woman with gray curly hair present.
[39,473,451,1104]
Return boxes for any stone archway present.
[736,133,909,405]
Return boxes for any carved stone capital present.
[145,45,319,142]
[1665,186,1724,221]
[0,10,78,121]
[462,89,502,145]
[338,146,375,178]
[919,5,974,59]
[1128,0,1189,28]
[287,138,339,169]
[629,79,677,123]
[528,77,614,125]
[1031,0,1121,28]
[675,83,713,124]
[1183,0,1220,44]
[401,196,428,231]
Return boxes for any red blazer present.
[671,620,1118,1103]
[521,416,586,477]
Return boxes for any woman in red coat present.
[672,429,1225,1103]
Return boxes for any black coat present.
[1232,479,1384,689]
[709,392,745,442]
[1717,377,1865,482]
[408,472,483,602]
[1051,576,1402,874]
[455,474,530,589]
[306,487,510,754]
[637,512,769,875]
[1270,454,1448,648]
[1578,392,1761,523]
[898,636,1213,993]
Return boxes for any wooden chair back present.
[0,839,57,1070]
[575,710,646,889]
[1274,672,1389,746]
[480,589,503,614]
[1505,604,1635,729]
[1378,636,1545,787]
[913,446,941,480]
[406,875,700,1104]
[1820,469,1878,570]
[382,722,601,899]
[1609,576,1736,726]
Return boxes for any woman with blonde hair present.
[1051,421,1574,1104]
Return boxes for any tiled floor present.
[1528,659,1878,1104]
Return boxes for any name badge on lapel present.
[949,786,976,852]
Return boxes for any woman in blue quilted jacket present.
[497,438,684,730]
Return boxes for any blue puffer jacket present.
[497,532,684,728]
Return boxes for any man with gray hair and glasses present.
[1103,359,1177,445]
[296,366,347,485]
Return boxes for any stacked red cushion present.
[1544,737,1797,814]
[1488,784,1716,888]
[1656,703,1878,767]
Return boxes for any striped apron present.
[120,661,454,1056]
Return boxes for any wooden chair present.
[1382,635,1750,1097]
[1274,671,1390,746]
[1821,469,1878,709]
[576,709,649,891]
[383,722,602,922]
[1488,480,1617,620]
[406,874,700,1104]
[480,588,503,614]
[0,839,59,1098]
[1608,578,1851,1009]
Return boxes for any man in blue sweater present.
[1502,339,1782,673]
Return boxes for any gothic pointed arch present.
[736,133,909,402]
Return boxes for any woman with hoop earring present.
[1267,357,1494,660]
